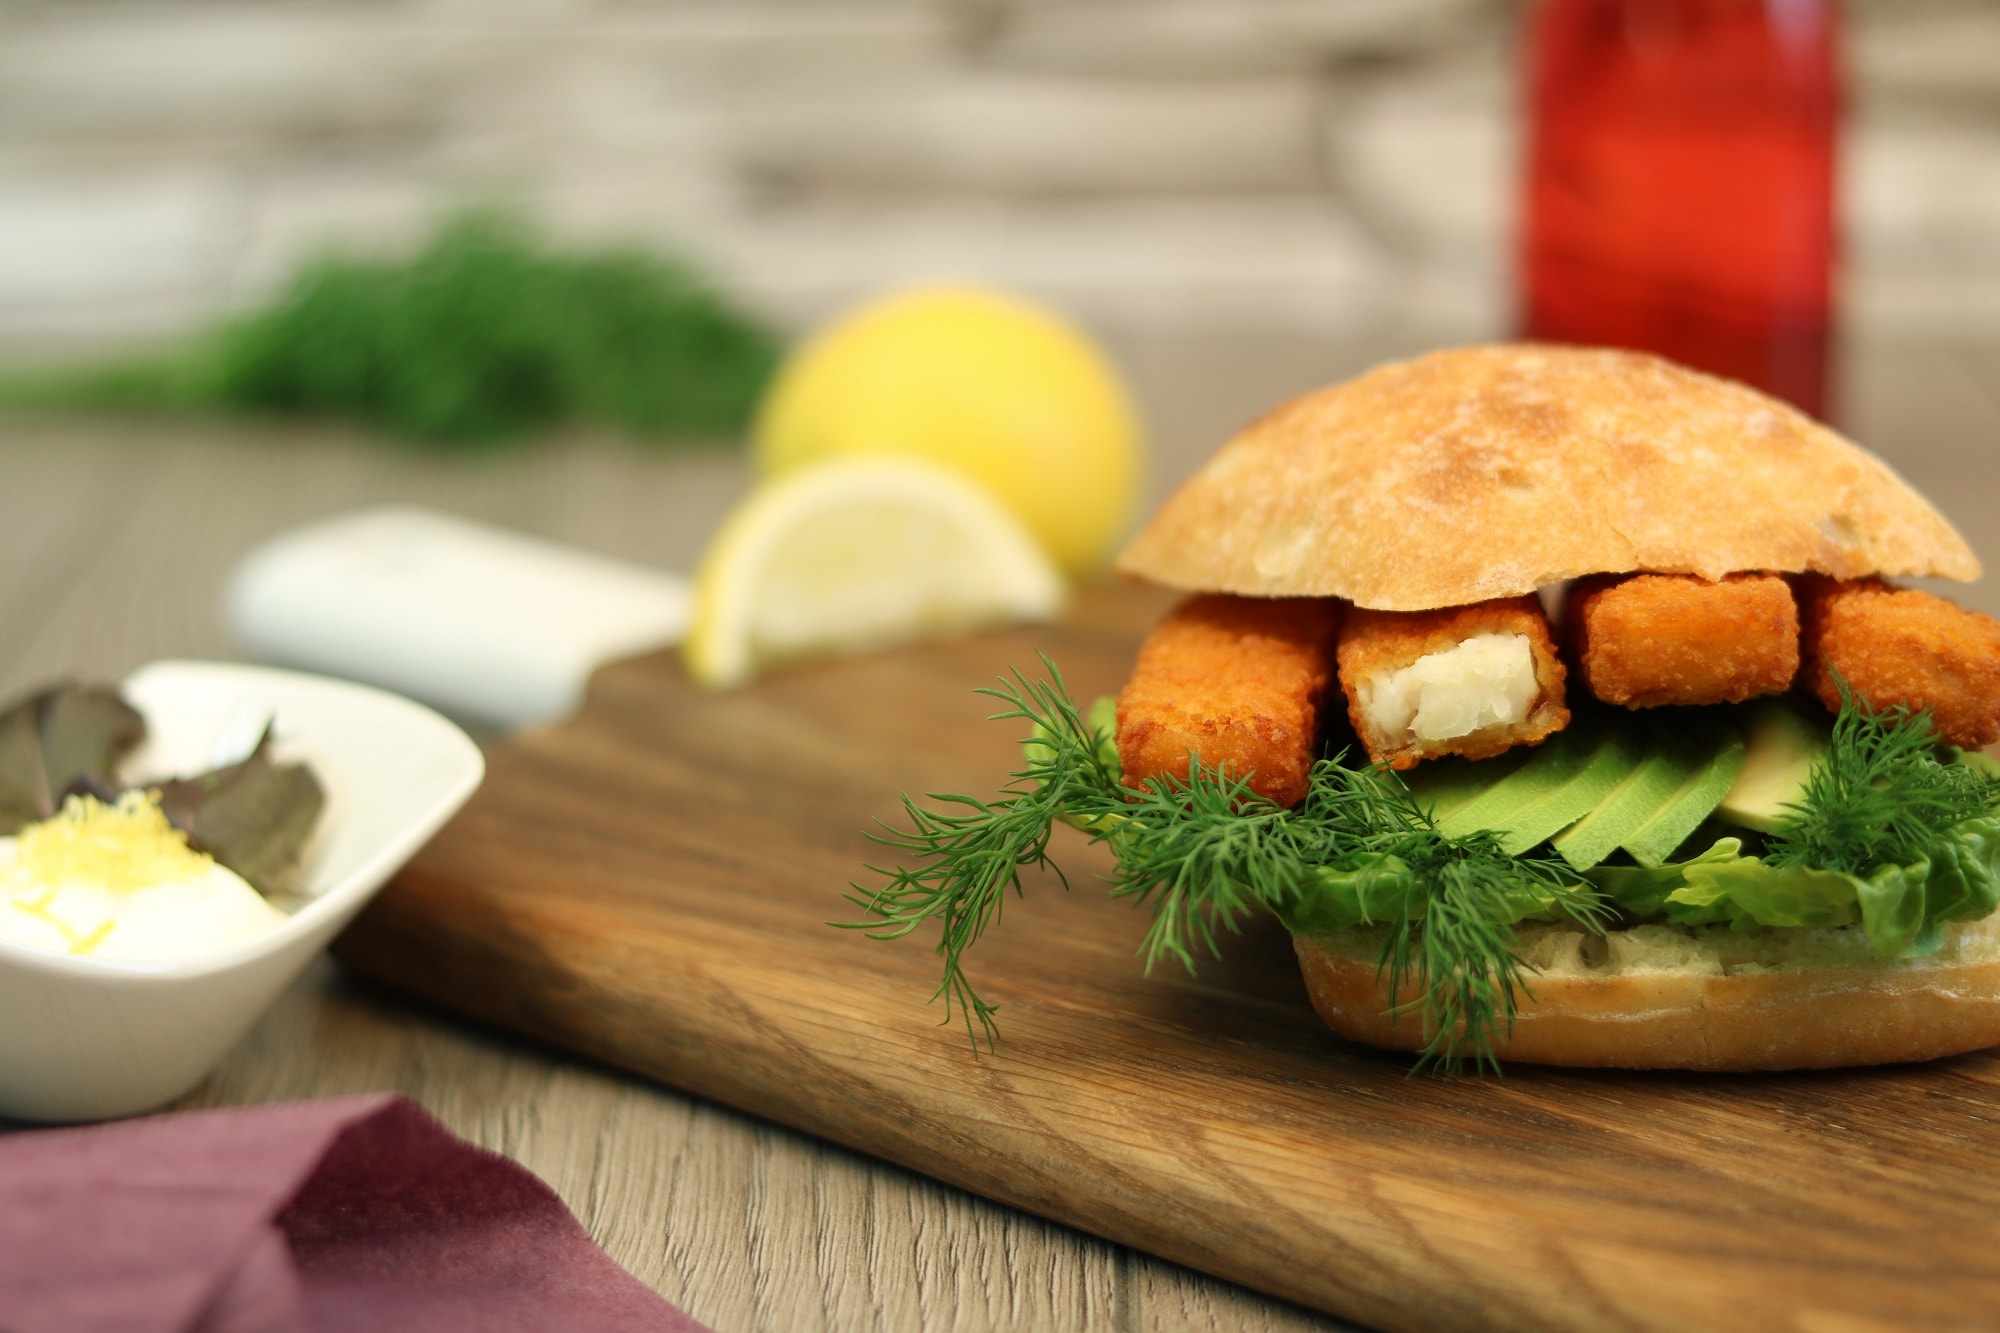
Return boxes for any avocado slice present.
[1410,706,1769,868]
[1429,727,1596,839]
[1552,752,1692,870]
[1717,699,1830,834]
[1417,725,1644,855]
[1622,730,1749,867]
[1404,748,1531,824]
[1490,728,1647,855]
[1551,718,1739,870]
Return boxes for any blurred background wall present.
[2,0,1996,356]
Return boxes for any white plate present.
[0,661,483,1122]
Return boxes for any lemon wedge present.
[684,459,1066,688]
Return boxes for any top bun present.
[1115,344,1978,611]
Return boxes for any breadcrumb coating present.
[1336,596,1569,770]
[1116,594,1341,808]
[1799,577,2000,749]
[1572,573,1800,708]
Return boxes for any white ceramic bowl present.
[0,661,483,1122]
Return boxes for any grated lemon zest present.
[17,790,212,893]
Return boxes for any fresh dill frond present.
[0,211,780,447]
[1770,682,2000,875]
[1301,760,1609,1073]
[837,656,1125,1049]
[1394,854,1586,1074]
[847,658,1612,1071]
[1104,757,1316,973]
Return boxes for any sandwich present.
[849,344,2000,1071]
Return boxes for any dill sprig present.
[1770,682,2000,875]
[1393,857,1577,1074]
[843,657,1610,1070]
[839,656,1125,1049]
[1305,760,1608,1071]
[1102,756,1314,973]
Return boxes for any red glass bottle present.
[1521,0,1840,418]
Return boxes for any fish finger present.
[1799,577,2000,749]
[1337,596,1568,770]
[1116,593,1342,807]
[1571,572,1799,708]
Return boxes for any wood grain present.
[336,580,2000,1333]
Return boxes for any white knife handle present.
[226,507,691,729]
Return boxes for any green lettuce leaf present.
[1849,859,1929,956]
[1677,855,1866,933]
[1267,854,1418,933]
[1267,851,1582,936]
[1587,837,1749,918]
[1582,813,2000,957]
[1921,816,2000,924]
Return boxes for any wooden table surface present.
[2,334,1996,1332]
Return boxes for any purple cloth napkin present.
[0,1093,709,1333]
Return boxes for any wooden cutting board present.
[334,583,2000,1332]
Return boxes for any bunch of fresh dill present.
[842,657,1610,1071]
[0,212,780,448]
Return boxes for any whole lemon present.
[752,285,1142,574]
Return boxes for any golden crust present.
[1115,594,1341,808]
[1115,344,1978,610]
[1293,918,2000,1070]
[1572,573,1800,708]
[1799,578,2000,750]
[1335,597,1568,770]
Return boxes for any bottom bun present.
[1293,915,2000,1070]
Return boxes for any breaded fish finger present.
[1799,578,2000,749]
[1337,596,1568,770]
[1572,572,1799,708]
[1116,594,1342,808]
